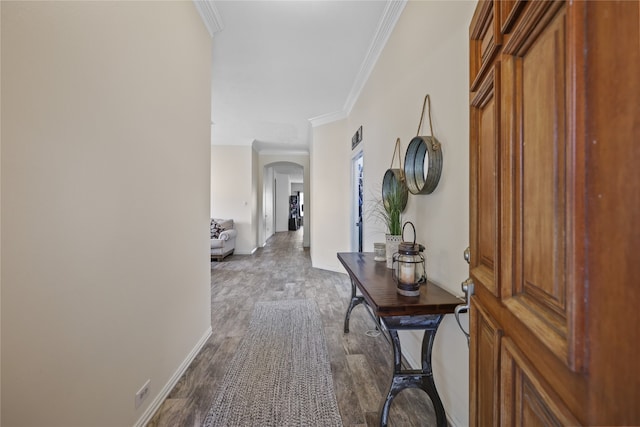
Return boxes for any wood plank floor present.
[148,230,438,426]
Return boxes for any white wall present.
[263,166,275,241]
[1,2,212,426]
[211,145,258,254]
[0,2,3,422]
[251,147,259,252]
[274,171,292,232]
[291,183,304,194]
[310,119,351,271]
[310,1,476,425]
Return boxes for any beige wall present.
[211,145,258,254]
[310,119,351,271]
[1,2,212,426]
[311,1,476,425]
[0,1,3,423]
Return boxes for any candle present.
[399,261,415,284]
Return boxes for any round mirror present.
[422,149,430,184]
[381,169,409,212]
[404,136,442,195]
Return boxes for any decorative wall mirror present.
[405,135,442,194]
[404,94,443,194]
[382,168,409,211]
[382,138,409,212]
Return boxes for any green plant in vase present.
[382,184,403,236]
[377,174,407,268]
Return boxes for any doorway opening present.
[351,152,364,252]
[262,162,304,246]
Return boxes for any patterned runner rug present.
[202,299,343,427]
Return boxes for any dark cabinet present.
[288,195,300,230]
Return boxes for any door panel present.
[498,0,524,34]
[500,338,579,427]
[470,1,501,90]
[582,1,640,422]
[470,65,500,298]
[469,0,640,425]
[501,1,582,370]
[469,298,502,427]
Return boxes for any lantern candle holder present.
[392,222,426,296]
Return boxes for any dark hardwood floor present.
[148,230,437,426]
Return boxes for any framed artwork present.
[352,125,363,149]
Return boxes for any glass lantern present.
[392,222,426,296]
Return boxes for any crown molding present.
[250,139,310,155]
[343,0,406,113]
[308,110,348,128]
[308,0,407,128]
[193,0,224,37]
[257,148,310,156]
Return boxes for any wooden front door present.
[468,1,640,425]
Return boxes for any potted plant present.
[382,184,403,236]
[374,173,407,268]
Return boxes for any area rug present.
[202,299,343,427]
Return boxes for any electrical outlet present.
[135,380,150,409]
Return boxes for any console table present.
[337,252,462,427]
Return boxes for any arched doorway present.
[261,161,305,245]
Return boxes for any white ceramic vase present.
[385,234,402,269]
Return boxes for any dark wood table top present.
[337,252,463,317]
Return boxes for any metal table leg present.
[379,315,446,427]
[344,276,366,333]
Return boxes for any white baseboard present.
[447,413,460,427]
[402,348,420,370]
[133,326,213,427]
[310,261,345,274]
[235,247,258,255]
[400,334,461,427]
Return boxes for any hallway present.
[149,230,437,426]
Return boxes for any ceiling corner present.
[193,0,224,38]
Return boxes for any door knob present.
[455,274,474,346]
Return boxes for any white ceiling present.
[206,0,405,153]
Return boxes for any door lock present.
[455,247,474,346]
